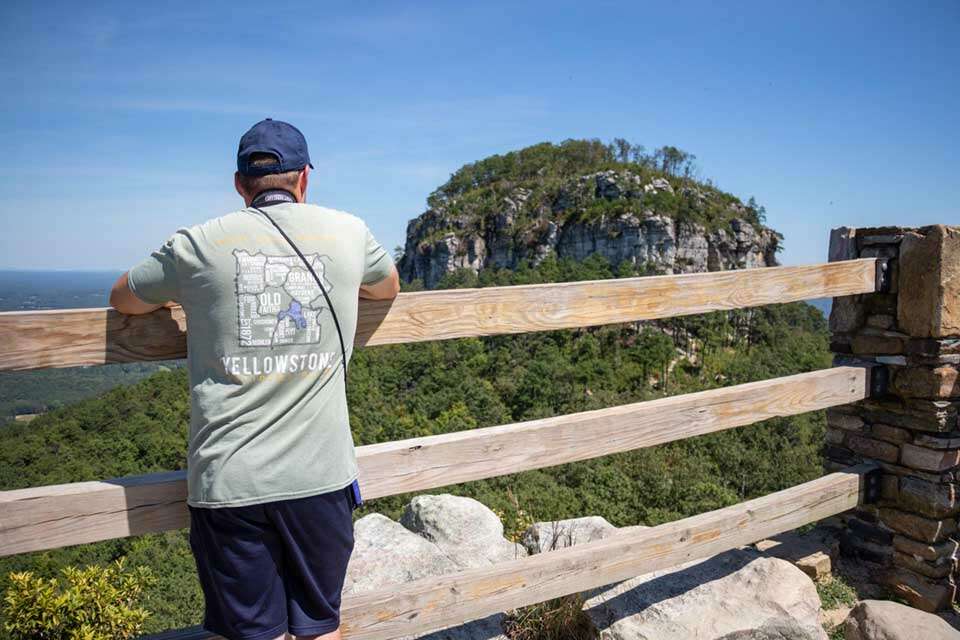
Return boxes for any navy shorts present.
[188,479,362,640]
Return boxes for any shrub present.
[3,558,156,640]
[816,574,858,610]
[503,594,596,640]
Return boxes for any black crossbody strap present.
[252,206,349,377]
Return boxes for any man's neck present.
[250,189,298,208]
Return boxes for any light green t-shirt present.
[128,201,394,508]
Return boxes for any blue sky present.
[1,1,957,270]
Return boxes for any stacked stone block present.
[827,224,960,611]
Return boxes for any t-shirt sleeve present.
[361,224,395,285]
[127,233,183,304]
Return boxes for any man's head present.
[234,118,313,206]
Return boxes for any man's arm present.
[359,264,401,300]
[109,272,174,315]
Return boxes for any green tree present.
[653,145,697,178]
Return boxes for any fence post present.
[827,224,960,611]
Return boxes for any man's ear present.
[298,166,310,202]
[234,172,247,203]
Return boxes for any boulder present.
[521,515,619,554]
[414,615,509,640]
[842,599,960,639]
[399,494,527,569]
[582,549,828,640]
[715,619,829,639]
[344,513,460,593]
[344,512,510,639]
[346,499,833,640]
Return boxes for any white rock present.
[521,515,619,554]
[843,599,960,640]
[400,494,527,568]
[414,614,508,640]
[345,511,510,639]
[650,177,674,193]
[582,549,828,640]
[344,513,459,594]
[346,500,832,640]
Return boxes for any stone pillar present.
[826,225,960,611]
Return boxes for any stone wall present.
[827,224,960,611]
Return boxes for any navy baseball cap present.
[237,118,314,176]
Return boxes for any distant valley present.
[0,269,182,422]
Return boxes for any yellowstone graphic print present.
[233,249,334,348]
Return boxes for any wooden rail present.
[0,366,871,557]
[0,256,883,639]
[0,259,876,371]
[145,464,875,640]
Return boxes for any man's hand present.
[359,265,401,300]
[109,272,174,315]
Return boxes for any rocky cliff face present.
[399,168,781,289]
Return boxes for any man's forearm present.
[109,272,173,315]
[359,268,401,300]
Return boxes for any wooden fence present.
[0,257,881,639]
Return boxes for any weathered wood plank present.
[0,305,189,372]
[141,465,874,640]
[0,366,870,557]
[1,260,877,371]
[359,365,868,497]
[0,472,191,557]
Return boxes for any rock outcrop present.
[581,549,828,640]
[344,513,463,593]
[399,494,526,568]
[344,498,516,640]
[520,514,647,554]
[521,515,619,554]
[344,494,830,640]
[399,167,781,288]
[520,515,827,640]
[842,599,960,639]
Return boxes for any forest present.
[418,138,769,235]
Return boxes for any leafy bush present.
[503,594,596,640]
[816,574,858,610]
[3,559,155,640]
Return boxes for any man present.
[110,118,400,640]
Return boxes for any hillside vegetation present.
[0,254,831,635]
[425,138,767,230]
[0,362,181,422]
